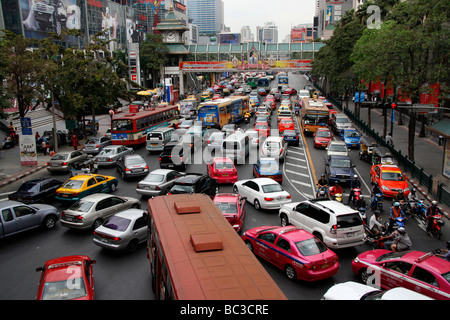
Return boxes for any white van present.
[221,132,250,163]
[279,199,365,249]
[146,127,174,152]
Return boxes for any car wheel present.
[284,265,297,281]
[360,268,375,286]
[313,232,324,243]
[245,240,254,252]
[92,219,103,230]
[131,203,140,209]
[127,239,139,253]
[280,213,289,227]
[233,185,239,194]
[254,199,261,211]
[110,183,117,192]
[43,215,57,230]
[121,170,125,179]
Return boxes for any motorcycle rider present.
[435,241,450,262]
[384,227,412,252]
[408,187,418,214]
[369,210,384,236]
[426,200,443,235]
[388,202,407,231]
[329,181,343,200]
[348,175,361,205]
[316,174,329,198]
[370,182,383,210]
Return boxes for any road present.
[0,72,448,300]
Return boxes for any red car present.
[265,96,276,109]
[242,226,339,281]
[254,122,270,137]
[278,118,295,134]
[212,94,221,100]
[35,255,96,300]
[284,87,298,96]
[213,193,246,232]
[370,164,410,198]
[352,250,450,300]
[313,128,333,148]
[207,157,238,184]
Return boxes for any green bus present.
[247,77,258,89]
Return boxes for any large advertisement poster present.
[180,60,312,71]
[19,134,38,166]
[21,0,81,37]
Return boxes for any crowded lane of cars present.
[1,72,449,301]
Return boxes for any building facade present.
[186,0,222,35]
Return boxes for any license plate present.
[133,169,143,172]
[222,174,228,176]
[352,144,357,146]
[168,164,174,168]
[52,163,60,166]
[100,237,108,243]
[321,263,329,269]
[346,232,356,237]
[152,144,158,147]
[62,194,68,197]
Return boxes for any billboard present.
[219,33,241,44]
[179,59,312,71]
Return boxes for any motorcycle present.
[244,115,250,124]
[358,205,367,224]
[328,186,342,202]
[351,187,362,207]
[411,199,428,225]
[371,193,383,212]
[386,216,406,233]
[316,185,328,199]
[364,224,389,249]
[428,214,445,240]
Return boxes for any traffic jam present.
[1,71,449,301]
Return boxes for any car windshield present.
[336,117,350,123]
[147,133,163,140]
[125,157,145,166]
[215,202,238,213]
[255,124,268,129]
[283,130,297,137]
[68,200,94,212]
[262,184,283,193]
[85,138,99,144]
[296,238,328,256]
[42,278,87,300]
[329,144,347,152]
[376,251,409,262]
[345,131,359,138]
[143,174,164,182]
[62,180,84,189]
[266,141,281,149]
[103,216,131,232]
[381,172,405,181]
[99,148,115,155]
[51,154,69,161]
[336,213,363,228]
[215,161,234,169]
[330,158,351,168]
[18,182,40,192]
[170,184,194,193]
[260,161,279,172]
[316,131,332,137]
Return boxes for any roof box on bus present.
[190,233,223,252]
[174,201,201,214]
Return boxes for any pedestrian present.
[71,134,78,150]
[46,144,50,156]
[42,140,47,156]
[109,108,114,119]
[385,132,393,146]
[438,135,444,146]
[35,132,40,141]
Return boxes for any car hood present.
[29,203,59,213]
[323,282,377,300]
[344,137,360,143]
[380,179,408,191]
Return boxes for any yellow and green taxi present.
[200,91,213,101]
[55,174,119,201]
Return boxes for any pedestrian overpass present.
[166,41,325,73]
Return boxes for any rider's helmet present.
[394,202,400,207]
[398,227,406,234]
[432,200,438,206]
[374,210,381,216]
[353,175,358,179]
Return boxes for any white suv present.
[279,199,365,249]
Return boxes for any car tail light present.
[96,145,99,148]
[47,162,50,166]
[207,140,210,144]
[144,166,149,169]
[286,195,291,199]
[155,186,160,190]
[158,157,161,162]
[94,231,120,241]
[125,168,130,172]
[330,224,337,234]
[62,162,67,166]
[108,159,113,162]
[264,197,274,201]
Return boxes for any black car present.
[8,178,63,204]
[166,173,218,198]
[159,141,190,171]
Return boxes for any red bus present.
[147,194,287,300]
[111,105,180,145]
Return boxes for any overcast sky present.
[222,0,316,40]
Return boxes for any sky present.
[222,0,317,40]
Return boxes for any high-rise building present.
[186,0,223,35]
[315,0,355,40]
[257,22,278,43]
[240,26,254,42]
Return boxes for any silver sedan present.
[136,169,184,196]
[93,145,133,167]
[82,136,111,154]
[46,151,88,173]
[60,193,141,230]
[93,209,148,252]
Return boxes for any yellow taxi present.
[277,105,291,115]
[201,91,213,101]
[55,174,119,202]
[186,95,199,102]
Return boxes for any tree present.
[0,31,42,118]
[139,33,168,88]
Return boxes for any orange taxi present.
[370,164,410,198]
[278,117,295,134]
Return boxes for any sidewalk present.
[0,112,113,190]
